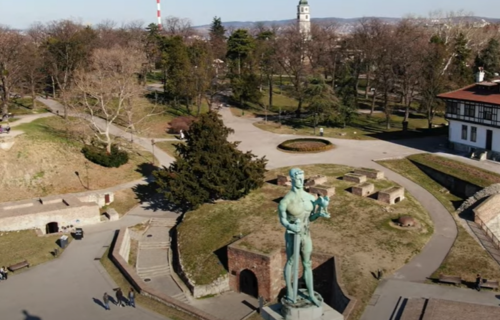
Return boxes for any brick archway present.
[240,269,258,298]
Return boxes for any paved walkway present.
[220,106,457,283]
[4,99,500,319]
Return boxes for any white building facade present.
[439,82,500,160]
[297,0,311,40]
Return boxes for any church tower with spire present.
[297,0,311,39]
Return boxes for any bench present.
[8,260,30,272]
[481,279,499,290]
[438,274,462,286]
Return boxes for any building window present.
[305,15,309,20]
[483,107,493,120]
[471,126,477,142]
[301,7,304,13]
[462,125,468,140]
[464,103,476,117]
[447,101,460,114]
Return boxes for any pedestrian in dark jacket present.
[128,288,135,308]
[116,288,125,307]
[476,274,482,291]
[103,292,110,310]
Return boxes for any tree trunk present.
[268,76,273,120]
[365,71,371,99]
[31,84,37,109]
[51,76,56,99]
[403,98,410,132]
[427,103,434,129]
[384,92,391,130]
[1,81,8,116]
[295,99,302,118]
[370,92,376,116]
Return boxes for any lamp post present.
[370,88,376,116]
[85,161,90,190]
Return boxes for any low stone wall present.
[411,161,482,198]
[111,227,223,320]
[78,192,114,208]
[119,228,131,262]
[173,232,230,298]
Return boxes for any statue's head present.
[289,168,304,189]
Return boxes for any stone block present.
[378,186,405,205]
[352,182,374,197]
[309,185,335,197]
[106,208,120,221]
[305,175,328,187]
[278,175,291,186]
[354,168,385,180]
[343,173,367,184]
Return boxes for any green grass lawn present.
[0,230,70,271]
[9,98,49,115]
[255,112,448,140]
[407,154,500,188]
[178,164,433,320]
[377,156,500,284]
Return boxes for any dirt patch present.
[0,117,152,203]
[109,188,139,216]
[178,164,433,319]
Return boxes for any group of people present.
[0,266,8,280]
[0,125,11,134]
[102,287,135,310]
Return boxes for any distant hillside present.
[194,15,500,35]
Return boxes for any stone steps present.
[172,292,189,304]
[137,265,171,278]
[150,218,176,227]
[139,242,170,249]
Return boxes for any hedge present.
[82,144,129,168]
[278,138,334,153]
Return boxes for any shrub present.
[168,116,195,134]
[278,138,334,153]
[82,144,129,168]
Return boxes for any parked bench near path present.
[8,260,30,272]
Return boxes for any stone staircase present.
[172,292,189,304]
[137,265,171,278]
[150,217,177,228]
[138,241,170,250]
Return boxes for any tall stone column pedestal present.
[261,290,343,320]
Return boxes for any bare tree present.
[163,16,196,39]
[275,24,311,117]
[22,24,48,108]
[0,27,25,116]
[72,46,147,153]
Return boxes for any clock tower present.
[297,0,311,40]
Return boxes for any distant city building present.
[438,72,500,161]
[297,0,311,40]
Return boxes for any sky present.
[1,0,499,29]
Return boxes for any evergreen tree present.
[451,33,473,87]
[209,16,227,60]
[474,38,500,80]
[154,112,267,212]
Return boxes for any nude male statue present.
[278,168,330,307]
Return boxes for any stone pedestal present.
[343,173,367,184]
[309,185,335,197]
[352,182,374,197]
[378,186,405,204]
[354,168,385,180]
[262,291,343,320]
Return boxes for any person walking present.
[128,288,135,308]
[319,127,324,137]
[116,288,125,307]
[103,292,110,310]
[476,274,482,291]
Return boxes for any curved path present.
[1,99,459,320]
[219,107,457,283]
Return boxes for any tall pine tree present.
[154,112,267,212]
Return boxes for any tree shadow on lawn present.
[132,183,182,213]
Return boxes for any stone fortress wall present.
[0,194,100,234]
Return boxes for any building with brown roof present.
[438,79,500,160]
